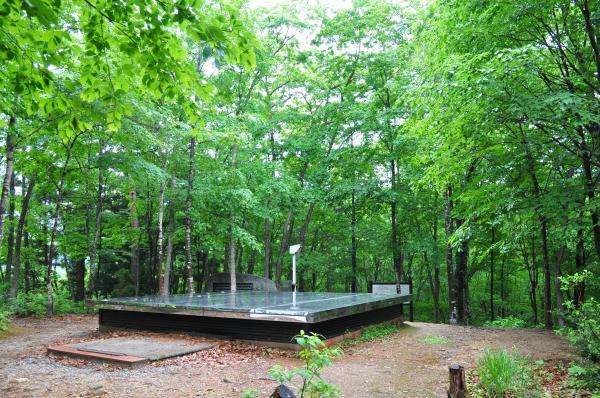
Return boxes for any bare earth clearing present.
[0,315,575,398]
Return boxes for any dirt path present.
[0,316,575,398]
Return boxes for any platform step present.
[47,345,149,367]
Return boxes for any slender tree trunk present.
[146,187,155,292]
[0,117,15,257]
[247,250,256,275]
[87,144,104,299]
[390,160,404,290]
[351,190,357,293]
[454,219,466,324]
[73,259,85,301]
[554,239,566,327]
[24,230,31,293]
[574,217,586,307]
[298,203,315,249]
[5,172,15,282]
[490,226,495,321]
[229,144,237,292]
[163,176,175,297]
[522,135,553,329]
[9,178,34,299]
[425,252,440,323]
[47,136,78,316]
[199,252,208,292]
[129,184,140,296]
[444,185,454,318]
[184,136,196,294]
[275,210,293,287]
[156,180,165,295]
[264,216,271,279]
[500,257,506,318]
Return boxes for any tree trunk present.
[275,210,294,287]
[390,160,403,290]
[156,180,165,295]
[87,145,104,299]
[264,216,271,279]
[229,144,238,292]
[47,135,78,316]
[73,259,85,301]
[454,219,466,324]
[247,249,256,275]
[425,252,441,323]
[522,135,553,329]
[9,178,34,299]
[500,257,506,318]
[444,185,454,317]
[146,187,156,294]
[554,241,566,327]
[129,184,140,296]
[490,226,495,322]
[351,190,357,293]
[574,217,586,307]
[184,136,196,294]
[0,117,15,258]
[163,176,175,297]
[5,171,15,282]
[24,230,31,293]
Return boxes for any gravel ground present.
[0,315,576,397]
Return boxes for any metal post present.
[292,252,297,308]
[289,244,301,309]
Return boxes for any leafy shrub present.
[0,309,9,331]
[559,271,600,392]
[483,316,526,329]
[8,290,87,316]
[475,348,538,397]
[253,331,343,398]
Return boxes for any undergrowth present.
[342,322,402,346]
[471,348,541,397]
[0,288,87,317]
[418,335,450,344]
[483,316,527,329]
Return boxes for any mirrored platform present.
[93,291,410,323]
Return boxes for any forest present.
[0,0,598,342]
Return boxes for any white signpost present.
[289,244,301,309]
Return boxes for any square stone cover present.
[70,336,215,360]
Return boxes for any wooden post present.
[447,364,466,398]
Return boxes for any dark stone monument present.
[206,272,277,292]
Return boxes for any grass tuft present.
[418,335,450,344]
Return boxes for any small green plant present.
[483,316,527,329]
[268,330,343,398]
[0,309,10,332]
[418,335,450,344]
[343,322,401,346]
[240,389,258,398]
[475,348,539,397]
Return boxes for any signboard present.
[371,283,412,305]
[372,284,399,295]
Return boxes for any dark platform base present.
[99,304,404,343]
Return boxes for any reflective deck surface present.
[94,292,410,323]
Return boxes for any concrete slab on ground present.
[48,336,216,366]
